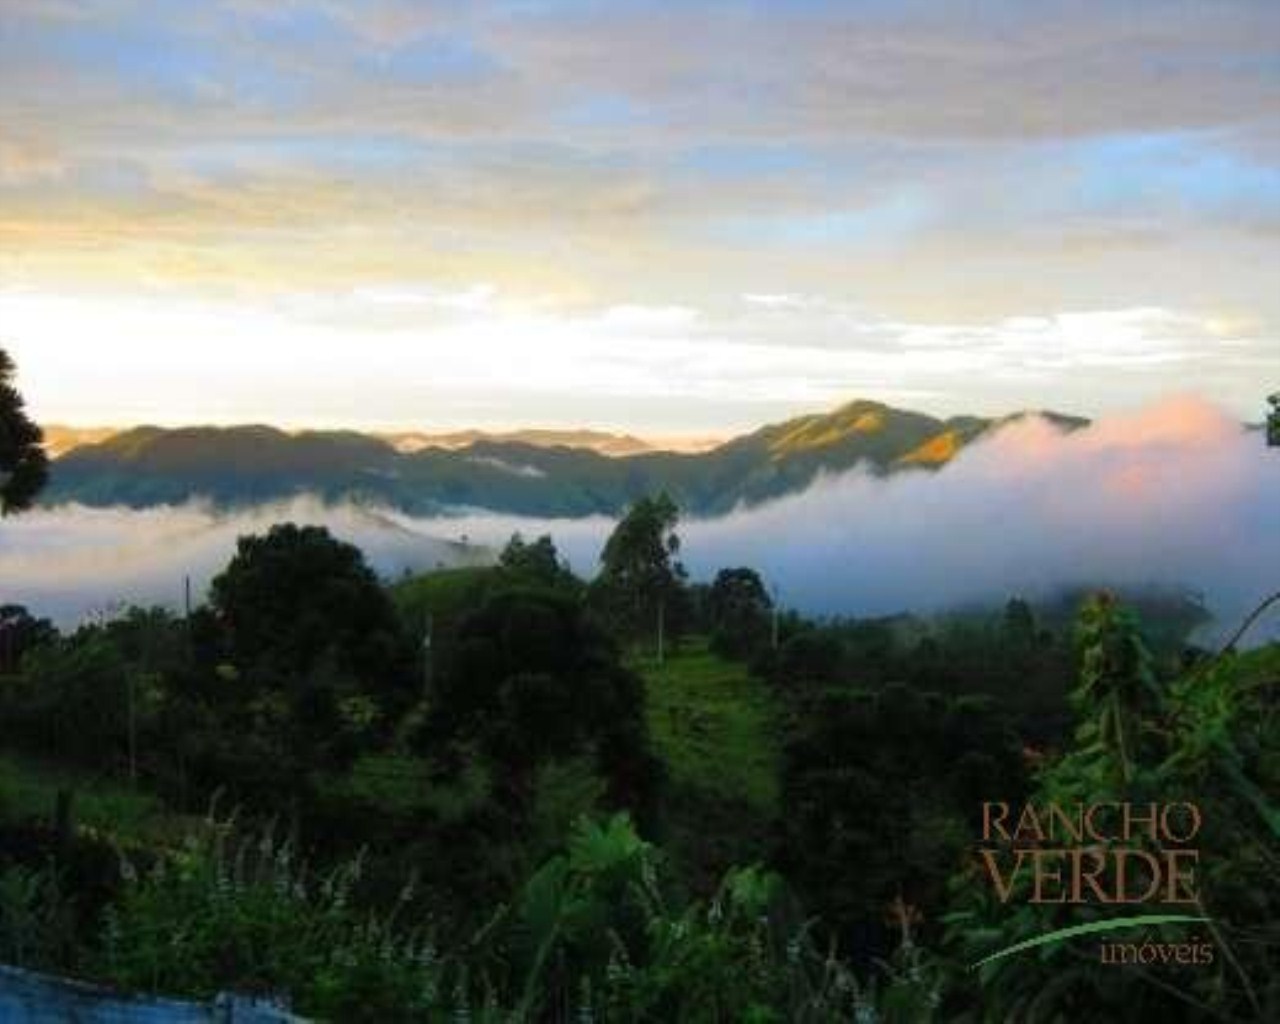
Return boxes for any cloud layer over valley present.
[3,398,1277,642]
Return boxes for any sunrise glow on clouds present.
[2,0,1278,430]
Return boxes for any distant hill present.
[44,399,1089,516]
[380,428,658,457]
[41,426,120,458]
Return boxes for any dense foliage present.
[417,585,662,824]
[942,597,1279,1021]
[1,494,1273,1021]
[781,684,1025,954]
[0,348,48,515]
[706,567,774,661]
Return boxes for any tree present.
[593,493,687,641]
[707,567,773,660]
[1002,597,1036,651]
[3,625,132,769]
[421,586,661,818]
[208,524,414,770]
[498,532,575,589]
[781,683,1024,949]
[0,604,55,673]
[211,524,407,682]
[0,348,49,515]
[772,630,844,689]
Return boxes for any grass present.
[316,752,490,823]
[630,636,782,884]
[1229,639,1280,684]
[632,636,781,812]
[0,751,198,847]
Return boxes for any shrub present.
[95,820,447,1022]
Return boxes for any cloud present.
[677,398,1278,630]
[350,283,498,312]
[4,284,1275,433]
[0,497,485,628]
[742,293,810,310]
[3,398,1277,646]
[0,1,1277,437]
[416,398,1280,642]
[2,0,1279,328]
[0,139,67,184]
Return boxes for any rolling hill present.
[379,427,662,457]
[40,425,120,458]
[43,399,1088,516]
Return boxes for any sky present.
[1,0,1278,433]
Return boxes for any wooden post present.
[657,600,665,666]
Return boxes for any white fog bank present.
[2,397,1277,642]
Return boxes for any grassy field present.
[633,636,780,811]
[316,751,490,822]
[629,636,782,884]
[0,752,199,848]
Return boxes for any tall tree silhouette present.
[0,348,48,514]
[593,492,688,639]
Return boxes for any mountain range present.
[377,427,725,457]
[42,400,1088,517]
[41,425,121,459]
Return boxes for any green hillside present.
[630,637,782,886]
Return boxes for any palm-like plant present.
[1074,592,1162,784]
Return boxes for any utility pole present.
[422,612,434,695]
[0,611,12,674]
[770,583,781,651]
[184,575,192,618]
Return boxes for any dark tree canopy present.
[707,567,773,660]
[424,586,660,814]
[782,684,1024,940]
[1002,597,1036,649]
[498,532,575,589]
[210,523,410,689]
[0,604,56,673]
[774,630,845,688]
[206,524,415,773]
[0,348,49,515]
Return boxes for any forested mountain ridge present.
[380,427,663,456]
[44,399,1089,515]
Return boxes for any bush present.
[90,813,945,1021]
[96,819,447,1021]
